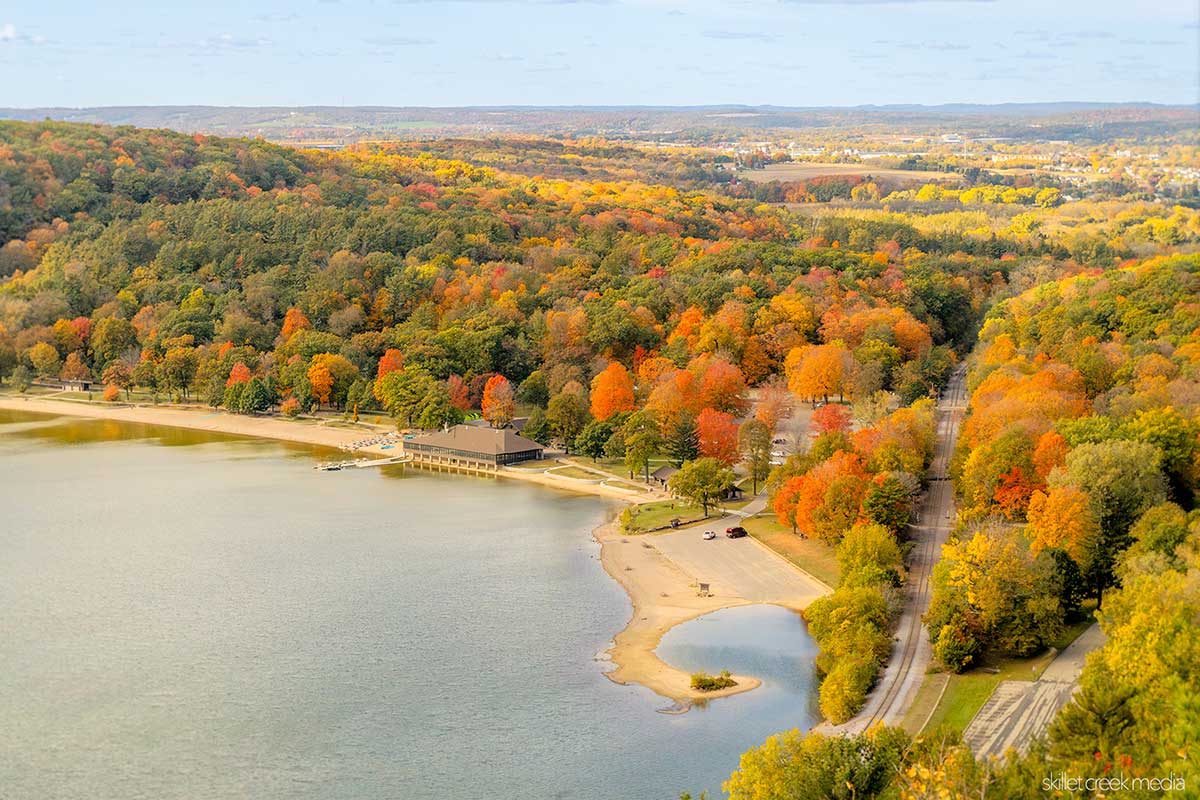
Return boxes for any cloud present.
[1120,38,1184,46]
[784,0,994,4]
[253,12,300,22]
[703,30,778,42]
[202,33,272,49]
[392,0,613,4]
[363,35,435,46]
[0,22,45,44]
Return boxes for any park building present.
[404,424,545,468]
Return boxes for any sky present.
[0,0,1197,108]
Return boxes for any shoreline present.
[594,519,769,707]
[0,393,804,711]
[0,394,658,503]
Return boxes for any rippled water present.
[0,409,819,800]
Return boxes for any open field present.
[742,162,965,184]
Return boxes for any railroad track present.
[824,366,968,734]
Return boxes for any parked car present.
[725,526,748,538]
[702,530,716,540]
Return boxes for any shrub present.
[819,657,877,724]
[223,381,245,412]
[619,506,634,531]
[280,397,301,418]
[12,364,32,392]
[837,522,904,587]
[933,614,982,673]
[102,383,120,402]
[806,585,894,720]
[726,725,911,800]
[691,670,736,692]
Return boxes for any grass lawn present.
[548,466,603,480]
[575,455,627,473]
[741,516,840,587]
[917,614,1097,735]
[623,500,707,533]
[900,673,951,735]
[508,458,561,470]
[720,496,754,511]
[570,456,643,483]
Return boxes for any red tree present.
[697,407,740,465]
[376,348,404,380]
[447,374,470,410]
[773,475,805,533]
[695,356,748,414]
[590,362,635,421]
[811,403,852,435]
[755,377,794,434]
[227,361,252,387]
[481,375,515,428]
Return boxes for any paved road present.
[964,624,1106,760]
[821,365,969,734]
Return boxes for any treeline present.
[922,254,1199,785]
[373,138,732,191]
[767,397,937,721]
[0,120,993,423]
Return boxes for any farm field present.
[742,162,965,184]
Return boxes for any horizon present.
[2,0,1197,108]
[4,100,1196,112]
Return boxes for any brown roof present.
[407,424,544,455]
[651,465,679,480]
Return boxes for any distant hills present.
[0,103,1194,143]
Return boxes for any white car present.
[702,530,716,540]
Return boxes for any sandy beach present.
[0,394,660,501]
[0,394,373,449]
[595,519,765,705]
[1,393,825,710]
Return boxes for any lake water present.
[0,409,820,800]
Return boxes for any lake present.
[0,409,820,800]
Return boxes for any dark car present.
[725,526,748,539]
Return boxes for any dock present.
[315,454,411,471]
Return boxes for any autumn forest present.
[1,112,1198,798]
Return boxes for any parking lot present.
[652,518,829,606]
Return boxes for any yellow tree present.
[1026,486,1100,568]
[308,361,333,407]
[785,343,850,403]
